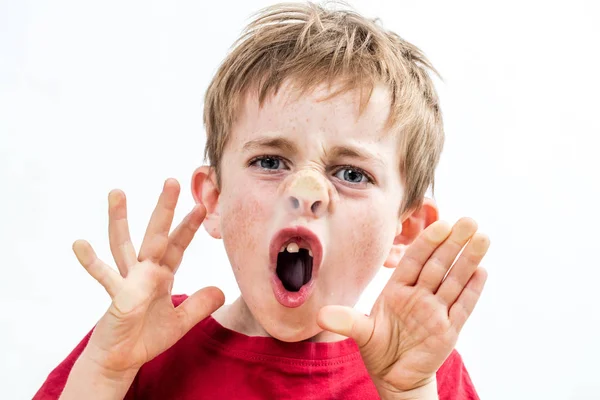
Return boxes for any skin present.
[196,81,412,342]
[62,80,489,400]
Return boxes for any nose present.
[280,170,331,218]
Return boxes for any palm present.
[319,218,490,393]
[372,219,488,391]
[73,179,224,372]
[90,263,180,371]
[362,285,458,391]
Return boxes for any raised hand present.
[318,218,489,397]
[73,179,225,375]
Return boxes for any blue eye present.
[260,157,280,169]
[250,156,286,170]
[334,168,369,184]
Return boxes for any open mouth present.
[269,227,322,301]
[276,242,313,292]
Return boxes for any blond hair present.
[204,1,444,215]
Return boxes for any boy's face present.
[201,81,409,342]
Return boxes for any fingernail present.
[322,307,353,334]
[471,234,490,254]
[108,190,122,207]
[429,221,451,242]
[454,218,478,241]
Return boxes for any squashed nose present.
[279,170,333,218]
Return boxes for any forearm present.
[377,379,438,400]
[59,350,138,400]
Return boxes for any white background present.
[1,0,599,399]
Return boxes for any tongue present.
[276,251,312,292]
[279,255,305,292]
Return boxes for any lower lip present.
[271,275,315,308]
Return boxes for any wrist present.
[79,345,140,381]
[376,378,438,400]
[80,348,140,383]
[59,350,139,400]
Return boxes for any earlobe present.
[383,198,439,268]
[191,166,222,239]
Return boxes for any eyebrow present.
[328,145,385,169]
[242,135,385,169]
[242,136,298,154]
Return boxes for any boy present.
[35,2,489,399]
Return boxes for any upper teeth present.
[287,242,299,253]
[279,242,313,257]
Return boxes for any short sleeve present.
[436,349,480,400]
[32,295,190,399]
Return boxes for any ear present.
[383,197,439,268]
[191,166,222,239]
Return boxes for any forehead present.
[229,80,395,148]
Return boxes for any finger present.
[449,267,488,332]
[391,221,452,286]
[416,218,478,292]
[317,305,375,348]
[108,190,137,276]
[175,286,225,335]
[436,233,490,306]
[161,204,207,272]
[73,240,122,297]
[138,179,180,263]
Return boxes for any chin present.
[264,321,321,343]
[247,299,321,342]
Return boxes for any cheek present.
[219,182,272,269]
[332,204,396,284]
[341,198,395,256]
[350,216,392,267]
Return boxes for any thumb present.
[176,286,225,334]
[317,305,374,347]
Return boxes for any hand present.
[317,218,489,396]
[72,178,225,376]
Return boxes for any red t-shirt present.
[34,295,479,399]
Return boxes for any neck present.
[211,296,347,343]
